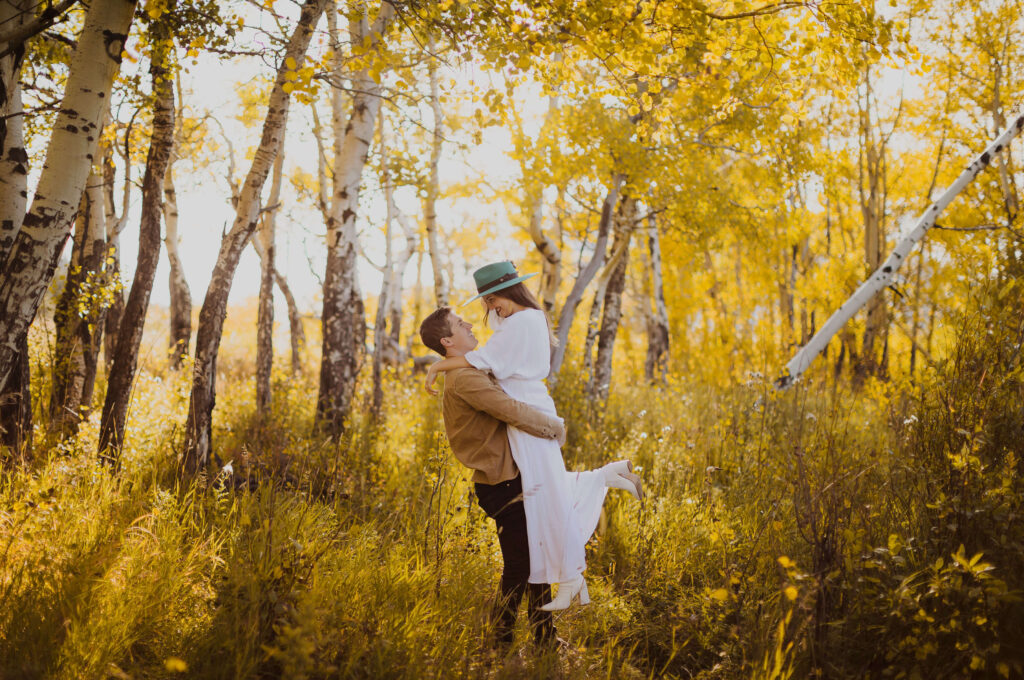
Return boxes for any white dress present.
[465,308,608,584]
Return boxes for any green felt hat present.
[462,261,537,305]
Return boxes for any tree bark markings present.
[0,0,32,458]
[255,139,286,410]
[165,139,192,369]
[591,197,634,403]
[316,0,394,436]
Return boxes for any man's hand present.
[424,363,441,396]
[554,420,566,447]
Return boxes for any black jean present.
[474,475,555,646]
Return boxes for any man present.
[419,306,563,649]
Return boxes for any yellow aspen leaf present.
[709,588,729,602]
[282,82,295,93]
[778,556,795,569]
[784,586,798,601]
[285,56,298,70]
[627,104,640,117]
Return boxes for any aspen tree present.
[102,124,133,370]
[371,112,417,415]
[0,0,137,454]
[182,0,328,473]
[549,173,623,379]
[255,138,286,410]
[316,0,395,436]
[591,196,634,403]
[780,115,1024,387]
[49,165,108,437]
[642,206,669,382]
[0,0,33,456]
[99,13,177,458]
[164,86,192,369]
[422,35,447,307]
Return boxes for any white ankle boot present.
[603,461,644,503]
[540,575,590,611]
[602,460,633,477]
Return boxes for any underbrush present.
[2,286,1023,678]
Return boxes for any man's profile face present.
[442,312,478,355]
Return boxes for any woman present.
[425,261,643,610]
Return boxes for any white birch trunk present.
[251,234,305,374]
[164,144,192,368]
[0,0,137,393]
[582,224,630,390]
[102,128,131,369]
[643,205,670,382]
[0,1,32,457]
[549,172,625,379]
[591,199,634,402]
[256,140,285,410]
[0,0,29,262]
[780,113,1024,388]
[385,191,416,363]
[423,38,448,306]
[316,0,394,436]
[182,0,327,472]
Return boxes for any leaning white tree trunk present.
[779,114,1024,388]
[549,172,625,379]
[316,0,394,436]
[0,0,137,392]
[182,0,327,473]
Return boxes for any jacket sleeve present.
[451,370,564,440]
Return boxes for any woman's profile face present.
[483,293,522,319]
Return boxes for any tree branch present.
[0,0,77,47]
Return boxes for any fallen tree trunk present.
[779,114,1024,388]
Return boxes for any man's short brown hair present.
[419,307,453,356]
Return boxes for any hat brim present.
[460,272,538,307]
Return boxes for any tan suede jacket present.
[441,367,564,485]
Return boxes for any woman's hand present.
[424,363,441,396]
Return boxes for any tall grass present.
[2,285,1023,678]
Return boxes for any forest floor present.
[2,294,1023,679]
